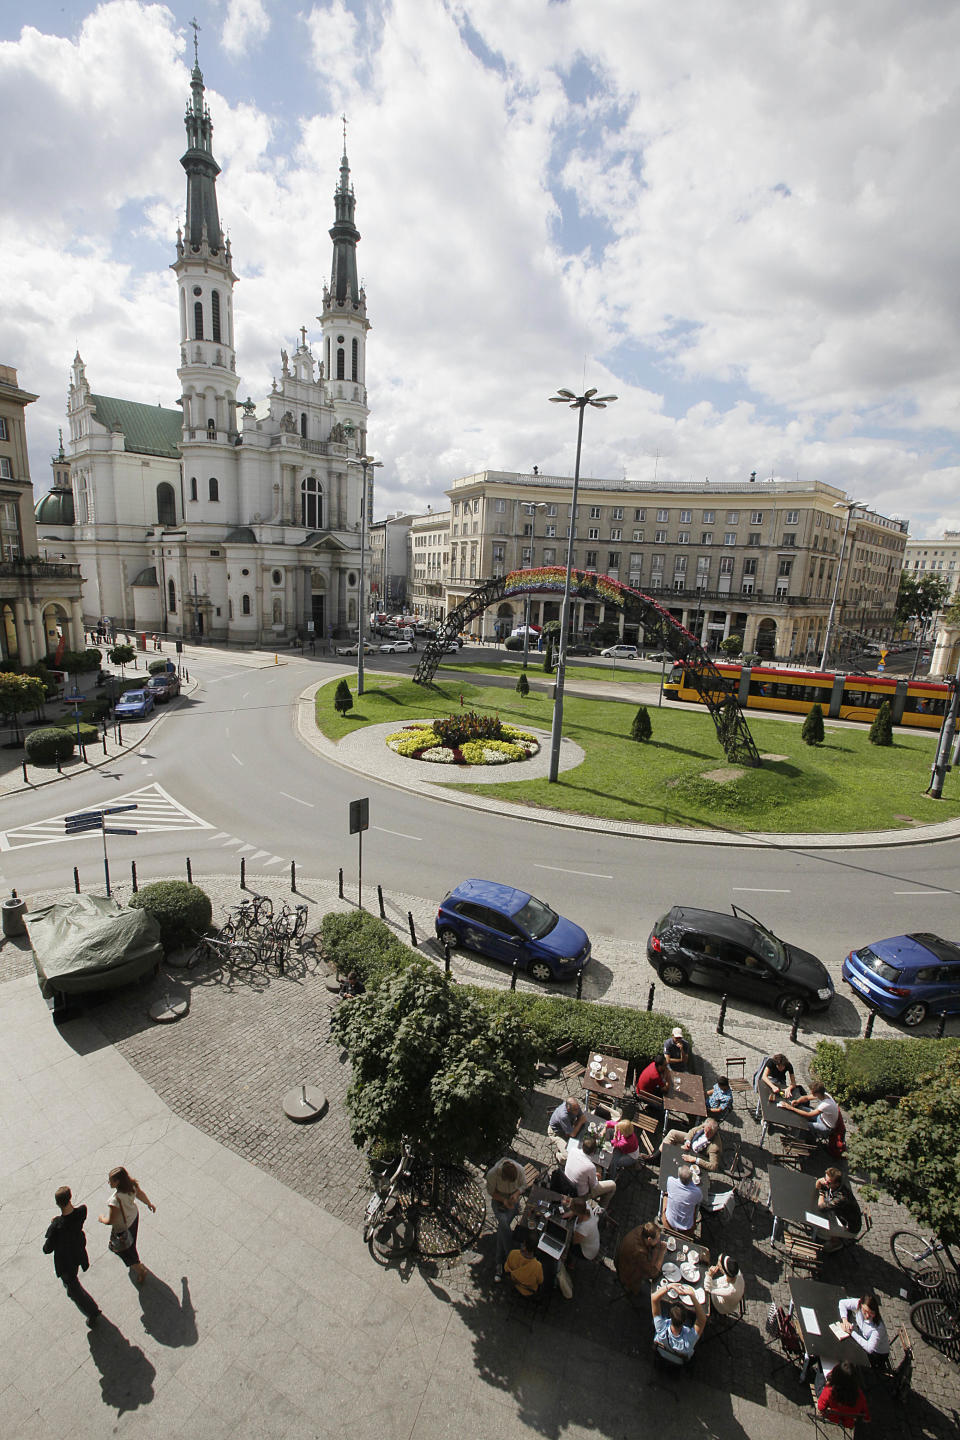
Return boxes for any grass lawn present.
[438,659,663,684]
[315,675,954,833]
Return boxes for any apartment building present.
[443,471,906,660]
[408,509,450,625]
[368,513,416,613]
[903,533,960,601]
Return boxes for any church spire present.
[180,28,223,256]
[329,118,361,306]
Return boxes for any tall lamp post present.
[547,387,617,783]
[819,498,861,671]
[348,455,382,697]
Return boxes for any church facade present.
[37,54,372,647]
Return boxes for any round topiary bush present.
[128,880,213,952]
[148,658,170,676]
[25,726,75,765]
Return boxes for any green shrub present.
[719,635,743,657]
[321,910,414,986]
[870,700,893,746]
[631,706,652,742]
[543,642,553,672]
[434,710,503,747]
[108,644,135,667]
[53,719,99,745]
[82,698,113,723]
[25,727,75,764]
[334,678,353,716]
[504,635,523,651]
[801,703,825,746]
[516,671,530,697]
[148,658,170,676]
[460,738,524,763]
[812,1037,960,1105]
[128,881,212,952]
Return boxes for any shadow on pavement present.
[87,1316,156,1415]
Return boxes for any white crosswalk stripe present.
[0,783,213,851]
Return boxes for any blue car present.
[115,688,155,720]
[435,878,591,982]
[842,932,960,1028]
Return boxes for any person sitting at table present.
[660,1119,722,1180]
[706,1076,733,1120]
[548,1096,586,1163]
[663,1028,689,1071]
[564,1135,617,1205]
[816,1167,863,1242]
[836,1294,890,1367]
[661,1164,703,1235]
[778,1079,839,1137]
[651,1281,707,1365]
[562,1196,601,1261]
[704,1254,744,1316]
[504,1232,544,1297]
[814,1360,871,1426]
[635,1054,670,1106]
[756,1053,802,1099]
[616,1221,668,1294]
[604,1117,640,1175]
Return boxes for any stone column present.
[13,600,35,666]
[69,600,84,651]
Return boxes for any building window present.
[0,457,13,479]
[336,347,345,379]
[701,532,712,545]
[585,551,598,568]
[351,338,358,380]
[543,547,556,564]
[778,558,793,577]
[547,504,557,516]
[522,547,532,564]
[696,557,710,587]
[702,510,715,524]
[677,531,689,544]
[0,499,22,559]
[211,290,221,343]
[0,418,7,440]
[208,476,219,502]
[522,523,533,536]
[726,511,739,523]
[750,510,764,524]
[168,578,176,613]
[674,555,687,575]
[156,482,176,526]
[656,508,669,522]
[545,524,556,537]
[719,556,734,575]
[272,569,283,585]
[207,418,216,439]
[610,528,622,541]
[608,551,621,570]
[782,533,796,547]
[655,530,667,543]
[301,476,323,528]
[747,533,761,546]
[241,594,251,616]
[633,529,644,542]
[679,510,691,523]
[588,528,599,541]
[634,508,646,521]
[189,476,197,501]
[300,413,307,438]
[590,506,601,519]
[193,301,203,340]
[743,557,758,575]
[724,532,737,546]
[611,507,623,520]
[494,498,505,512]
[785,510,799,524]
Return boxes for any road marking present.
[0,783,213,851]
[731,887,791,893]
[236,843,255,853]
[279,790,314,807]
[231,753,244,766]
[534,863,613,879]
[250,849,270,861]
[264,856,285,866]
[211,832,229,840]
[894,889,953,896]
[221,837,243,847]
[373,826,422,842]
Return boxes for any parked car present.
[335,641,375,656]
[114,688,155,720]
[646,905,834,1018]
[436,879,591,983]
[842,932,960,1027]
[378,638,416,653]
[440,638,461,652]
[147,673,181,703]
[600,644,638,659]
[645,651,674,663]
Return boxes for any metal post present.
[576,970,583,1001]
[377,884,385,919]
[716,993,728,1035]
[186,857,192,883]
[291,859,297,893]
[101,825,111,897]
[131,861,138,893]
[936,1011,947,1039]
[927,662,960,799]
[864,1009,876,1039]
[548,400,586,784]
[820,501,858,670]
[240,857,246,889]
[21,761,27,783]
[407,911,418,947]
[444,943,451,974]
[73,866,80,894]
[646,984,655,1012]
[522,593,531,670]
[338,867,344,899]
[790,1011,801,1044]
[510,959,518,990]
[357,829,362,909]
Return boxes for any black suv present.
[647,905,834,1019]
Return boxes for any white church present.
[36,51,372,647]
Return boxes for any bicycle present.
[273,902,308,943]
[363,1142,417,1257]
[185,929,258,972]
[910,1290,960,1345]
[891,1231,948,1291]
[220,895,273,942]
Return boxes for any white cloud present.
[220,0,270,59]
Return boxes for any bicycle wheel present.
[892,1231,945,1290]
[910,1298,958,1343]
[229,941,259,972]
[293,906,308,940]
[184,936,210,969]
[253,894,274,924]
[218,920,237,944]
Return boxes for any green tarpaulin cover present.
[25,894,163,998]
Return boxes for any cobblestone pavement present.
[16,872,959,1440]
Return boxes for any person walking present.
[99,1166,155,1285]
[43,1185,101,1327]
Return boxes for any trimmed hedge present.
[53,719,100,745]
[148,659,171,676]
[320,910,682,1068]
[129,881,212,952]
[812,1037,960,1105]
[25,726,75,764]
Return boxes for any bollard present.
[338,867,344,899]
[444,943,451,975]
[864,1009,876,1039]
[186,856,192,883]
[716,993,728,1035]
[790,1010,801,1045]
[56,757,62,774]
[240,857,246,889]
[646,983,655,1012]
[73,867,80,894]
[21,761,27,783]
[510,959,518,991]
[936,1011,947,1039]
[117,723,123,746]
[576,970,584,1001]
[81,742,88,763]
[102,733,107,754]
[377,884,385,919]
[185,669,189,682]
[131,861,138,893]
[407,911,418,948]
[291,860,296,892]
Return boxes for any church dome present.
[35,487,75,526]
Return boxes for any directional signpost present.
[64,805,138,896]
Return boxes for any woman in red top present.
[815,1361,870,1428]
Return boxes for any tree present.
[108,643,135,681]
[515,671,529,698]
[850,1050,960,1245]
[869,699,893,746]
[330,960,538,1163]
[334,678,353,716]
[940,597,960,628]
[896,573,951,628]
[0,672,46,744]
[719,634,743,658]
[801,703,825,746]
[631,705,652,742]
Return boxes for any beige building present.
[903,532,960,600]
[1,366,84,668]
[442,471,906,660]
[409,509,450,626]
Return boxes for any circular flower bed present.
[386,712,540,766]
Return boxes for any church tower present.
[171,36,240,523]
[320,136,371,465]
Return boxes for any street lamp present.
[348,455,383,697]
[547,387,617,782]
[820,499,861,671]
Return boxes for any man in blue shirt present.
[548,1096,586,1162]
[662,1164,703,1234]
[651,1282,706,1363]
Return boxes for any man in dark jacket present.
[43,1185,101,1326]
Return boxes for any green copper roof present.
[90,394,182,458]
[35,488,75,526]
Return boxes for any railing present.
[0,559,83,579]
[267,435,334,455]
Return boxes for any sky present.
[3,0,960,536]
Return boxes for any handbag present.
[109,1226,132,1253]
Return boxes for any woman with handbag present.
[98,1166,155,1284]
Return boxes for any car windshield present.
[750,924,786,971]
[513,895,559,940]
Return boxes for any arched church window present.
[211,290,221,343]
[352,338,358,380]
[300,413,307,438]
[208,477,219,502]
[189,476,198,502]
[207,418,216,440]
[168,578,177,613]
[336,347,345,380]
[156,483,176,527]
[193,301,204,341]
[241,594,251,616]
[301,476,323,529]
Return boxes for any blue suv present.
[435,879,591,983]
[842,932,960,1027]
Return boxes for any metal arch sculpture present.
[412,566,762,768]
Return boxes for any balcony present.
[0,558,83,581]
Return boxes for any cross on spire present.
[190,16,201,66]
[299,325,307,347]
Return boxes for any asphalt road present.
[2,646,957,1029]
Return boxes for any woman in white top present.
[99,1165,155,1285]
[564,1197,601,1261]
[839,1294,890,1362]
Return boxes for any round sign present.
[876,663,885,673]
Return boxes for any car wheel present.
[438,927,461,950]
[900,1000,928,1028]
[529,960,554,983]
[658,962,688,988]
[776,994,807,1019]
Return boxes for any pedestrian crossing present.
[0,783,214,851]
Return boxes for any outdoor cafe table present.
[658,1144,709,1195]
[584,1052,628,1109]
[521,1186,575,1261]
[664,1071,707,1122]
[758,1088,815,1148]
[789,1277,871,1371]
[656,1232,712,1319]
[768,1166,849,1244]
[567,1131,614,1174]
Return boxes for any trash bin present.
[2,894,27,938]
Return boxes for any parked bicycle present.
[219,894,273,942]
[184,929,258,971]
[910,1289,960,1345]
[363,1142,417,1257]
[891,1231,949,1291]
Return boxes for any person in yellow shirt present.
[504,1233,544,1296]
